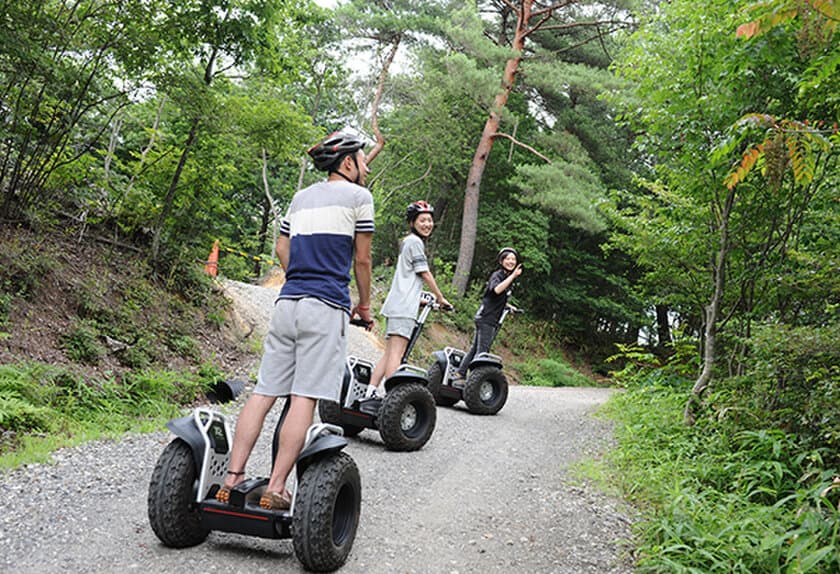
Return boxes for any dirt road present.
[0,280,633,573]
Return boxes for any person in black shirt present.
[454,247,523,381]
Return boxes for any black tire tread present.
[378,383,436,451]
[147,439,209,548]
[292,452,361,572]
[463,366,508,415]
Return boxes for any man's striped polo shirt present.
[278,179,374,311]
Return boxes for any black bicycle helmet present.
[307,131,366,172]
[497,247,520,266]
[405,200,434,223]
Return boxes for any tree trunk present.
[655,304,672,352]
[452,1,531,296]
[255,193,271,279]
[150,41,219,264]
[364,34,400,166]
[151,118,199,263]
[684,188,736,425]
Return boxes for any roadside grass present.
[597,373,840,573]
[0,362,224,469]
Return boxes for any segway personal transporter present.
[147,350,365,572]
[318,292,448,451]
[427,303,523,415]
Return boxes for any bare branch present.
[492,132,552,163]
[531,0,576,19]
[534,19,630,33]
[383,164,433,200]
[499,0,518,12]
[526,13,553,37]
[365,34,401,165]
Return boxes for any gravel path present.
[0,280,634,573]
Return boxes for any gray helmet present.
[307,132,366,172]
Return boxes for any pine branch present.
[492,132,551,163]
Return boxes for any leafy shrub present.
[0,238,57,298]
[602,383,840,573]
[0,395,53,433]
[121,369,210,416]
[0,292,12,330]
[163,251,215,301]
[60,320,105,364]
[165,334,199,360]
[518,357,591,387]
[720,321,840,465]
[73,277,110,321]
[117,338,155,369]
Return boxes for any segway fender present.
[296,433,348,476]
[165,415,205,472]
[383,365,428,393]
[469,352,503,370]
[431,350,448,372]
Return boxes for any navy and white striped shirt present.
[279,180,374,311]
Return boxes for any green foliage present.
[0,237,57,299]
[60,320,105,365]
[602,381,840,573]
[718,320,840,465]
[517,358,592,387]
[0,362,219,468]
[165,334,200,361]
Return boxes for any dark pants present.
[458,321,497,376]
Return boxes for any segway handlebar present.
[350,318,374,329]
[419,291,454,312]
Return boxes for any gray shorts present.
[254,298,348,402]
[385,316,415,339]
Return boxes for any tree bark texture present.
[453,0,531,296]
[151,117,199,263]
[365,34,401,166]
[684,188,736,425]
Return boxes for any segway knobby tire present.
[426,362,459,407]
[378,383,436,451]
[318,400,364,438]
[463,366,508,415]
[147,438,210,548]
[293,451,361,572]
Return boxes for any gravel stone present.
[0,280,634,573]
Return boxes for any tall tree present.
[451,0,631,295]
[607,0,839,423]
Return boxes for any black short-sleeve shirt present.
[474,269,511,325]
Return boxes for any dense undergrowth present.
[0,227,235,469]
[600,332,840,573]
[0,362,222,468]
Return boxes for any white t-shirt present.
[380,234,429,319]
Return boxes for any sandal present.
[215,470,245,503]
[259,489,292,511]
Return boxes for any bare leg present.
[222,393,277,489]
[266,394,317,494]
[368,335,409,389]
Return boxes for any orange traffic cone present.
[204,239,219,277]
